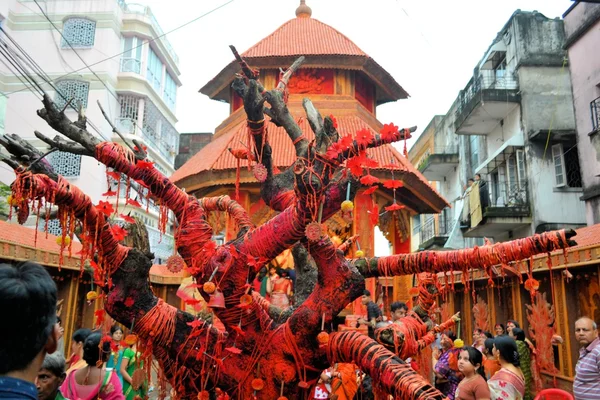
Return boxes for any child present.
[454,346,491,400]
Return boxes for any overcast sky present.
[137,0,572,148]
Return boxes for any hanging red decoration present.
[166,255,186,273]
[253,163,268,182]
[380,123,399,141]
[251,378,264,391]
[359,174,379,186]
[382,179,404,189]
[305,222,323,242]
[203,281,216,294]
[385,203,405,212]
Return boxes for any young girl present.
[454,346,491,400]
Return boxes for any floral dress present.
[434,349,462,400]
[488,368,525,400]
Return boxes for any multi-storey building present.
[563,2,600,225]
[414,10,586,248]
[0,0,180,263]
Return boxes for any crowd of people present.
[3,260,600,400]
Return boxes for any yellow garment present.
[470,182,482,228]
[66,358,86,374]
[330,363,358,400]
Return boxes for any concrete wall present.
[518,66,576,136]
[564,3,600,224]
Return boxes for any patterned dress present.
[434,349,462,400]
[488,368,525,400]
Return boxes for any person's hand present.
[552,335,564,345]
[357,318,366,325]
[101,383,114,395]
[451,312,461,322]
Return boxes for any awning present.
[474,133,524,175]
[480,40,507,70]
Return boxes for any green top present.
[55,390,67,400]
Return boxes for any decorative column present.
[352,191,375,315]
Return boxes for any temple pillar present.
[352,191,375,316]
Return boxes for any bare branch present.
[34,131,91,156]
[96,100,141,158]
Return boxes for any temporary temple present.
[0,1,593,398]
[171,1,448,326]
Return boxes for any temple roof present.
[200,14,409,105]
[171,115,448,213]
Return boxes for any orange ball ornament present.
[240,294,253,306]
[56,236,71,246]
[203,281,216,294]
[251,378,264,391]
[86,291,98,301]
[277,397,289,400]
[341,200,354,212]
[355,250,365,258]
[197,391,210,400]
[317,331,330,345]
[124,334,138,346]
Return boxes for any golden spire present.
[295,0,312,18]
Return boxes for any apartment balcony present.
[591,96,600,135]
[417,210,451,250]
[462,180,531,238]
[417,145,459,181]
[454,72,520,135]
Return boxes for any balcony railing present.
[115,117,137,135]
[120,57,141,74]
[488,180,529,208]
[119,2,179,64]
[591,96,600,133]
[418,210,451,245]
[457,72,519,116]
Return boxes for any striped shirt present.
[574,337,600,399]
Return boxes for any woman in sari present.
[510,328,534,400]
[434,332,463,400]
[488,335,525,400]
[106,326,124,386]
[120,343,147,400]
[60,333,124,400]
[267,267,293,309]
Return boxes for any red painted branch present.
[327,331,445,399]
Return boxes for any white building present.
[0,0,180,263]
[412,10,586,247]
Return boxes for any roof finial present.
[295,0,312,18]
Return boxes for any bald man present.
[574,317,600,400]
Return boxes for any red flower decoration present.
[126,198,142,208]
[136,159,154,170]
[339,135,354,149]
[96,200,114,217]
[346,156,364,177]
[325,142,344,160]
[106,171,121,181]
[360,174,380,186]
[225,346,242,355]
[187,319,203,329]
[329,114,338,129]
[355,128,373,148]
[524,277,540,292]
[124,297,135,307]
[382,179,404,189]
[101,190,117,197]
[380,123,399,141]
[120,214,135,224]
[363,186,378,195]
[110,225,128,241]
[385,203,405,212]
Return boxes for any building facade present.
[563,2,600,225]
[0,0,180,264]
[415,10,586,249]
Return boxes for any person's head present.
[510,327,526,342]
[458,346,485,379]
[110,325,123,342]
[494,323,505,336]
[467,178,475,186]
[268,265,277,276]
[0,262,58,377]
[575,317,598,348]
[473,328,483,342]
[475,174,482,181]
[36,353,66,400]
[483,331,494,339]
[256,267,267,280]
[277,267,288,278]
[82,333,111,367]
[390,301,408,321]
[71,328,92,357]
[483,338,495,357]
[441,331,456,350]
[506,320,520,334]
[493,335,520,367]
[361,290,372,305]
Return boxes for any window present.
[163,72,177,110]
[49,151,82,177]
[552,144,566,187]
[146,47,163,92]
[121,36,143,73]
[470,135,479,170]
[54,80,89,110]
[61,18,95,48]
[552,144,582,188]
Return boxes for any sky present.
[136,0,573,149]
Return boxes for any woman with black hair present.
[106,326,124,385]
[266,267,292,309]
[434,331,462,400]
[66,328,92,373]
[494,323,506,337]
[455,346,490,399]
[482,338,501,379]
[510,328,533,400]
[488,336,525,400]
[60,332,124,399]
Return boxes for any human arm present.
[120,350,132,385]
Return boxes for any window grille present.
[46,219,62,237]
[564,145,582,188]
[142,99,178,162]
[61,18,95,48]
[54,80,89,110]
[117,95,139,134]
[49,151,82,177]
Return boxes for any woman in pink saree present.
[61,332,124,400]
[488,336,526,400]
[267,267,293,309]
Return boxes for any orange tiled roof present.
[569,223,600,249]
[172,115,426,183]
[241,17,366,58]
[171,116,447,212]
[0,220,83,254]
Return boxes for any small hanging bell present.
[208,290,226,309]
